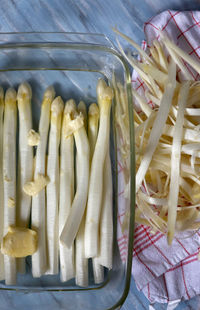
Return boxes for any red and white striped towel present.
[117,10,200,304]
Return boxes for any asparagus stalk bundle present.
[0,80,114,287]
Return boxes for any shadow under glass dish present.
[0,33,135,310]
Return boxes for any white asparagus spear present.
[46,96,64,275]
[92,257,104,284]
[85,79,113,258]
[59,99,75,282]
[3,88,17,285]
[88,103,99,160]
[93,107,113,273]
[96,150,113,270]
[17,82,33,274]
[17,82,33,226]
[0,87,4,280]
[87,103,104,283]
[75,101,89,287]
[60,112,90,248]
[75,213,88,286]
[31,86,55,277]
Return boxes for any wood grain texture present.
[0,0,200,309]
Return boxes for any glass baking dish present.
[0,33,135,310]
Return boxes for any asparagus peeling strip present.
[159,31,200,75]
[167,81,190,245]
[60,110,90,248]
[31,86,55,278]
[135,59,176,193]
[59,99,75,282]
[113,27,154,65]
[3,88,17,285]
[46,96,64,275]
[85,79,113,258]
[0,87,4,280]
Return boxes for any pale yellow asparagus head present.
[43,85,56,104]
[64,99,76,115]
[78,100,87,116]
[88,103,99,127]
[78,100,86,113]
[89,103,99,118]
[17,82,32,102]
[51,96,64,114]
[97,79,114,112]
[51,96,64,128]
[5,88,17,109]
[88,103,99,159]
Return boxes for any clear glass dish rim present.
[0,32,135,310]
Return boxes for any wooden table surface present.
[1,1,200,309]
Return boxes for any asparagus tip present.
[64,99,76,114]
[78,100,86,111]
[97,79,114,102]
[88,103,99,117]
[17,82,32,101]
[44,85,56,101]
[5,87,17,104]
[51,96,64,114]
